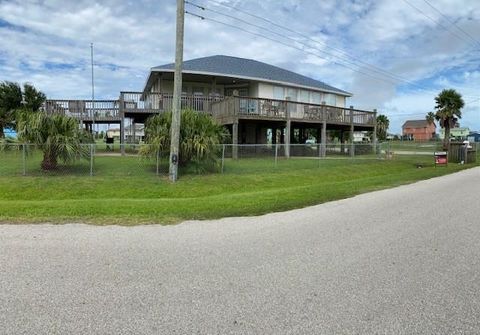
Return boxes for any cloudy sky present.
[1,0,479,132]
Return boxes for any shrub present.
[354,144,373,155]
[141,110,227,172]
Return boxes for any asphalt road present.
[1,167,480,334]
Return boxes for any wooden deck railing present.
[211,96,375,125]
[120,92,224,113]
[45,93,375,126]
[44,99,120,120]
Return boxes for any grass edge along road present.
[0,158,476,225]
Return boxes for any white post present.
[275,143,278,167]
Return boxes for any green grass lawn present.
[0,148,476,225]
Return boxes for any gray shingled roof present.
[151,55,351,96]
[402,120,434,128]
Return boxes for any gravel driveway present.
[1,167,480,334]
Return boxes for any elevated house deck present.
[45,92,376,152]
[44,55,377,156]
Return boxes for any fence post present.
[221,144,225,174]
[22,144,26,176]
[90,144,94,176]
[156,149,160,176]
[318,143,321,168]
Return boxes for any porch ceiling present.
[149,72,251,88]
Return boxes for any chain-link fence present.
[0,141,478,177]
[0,144,166,177]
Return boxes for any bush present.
[141,110,227,172]
[354,144,373,155]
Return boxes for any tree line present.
[0,81,46,138]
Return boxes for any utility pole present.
[169,0,185,182]
[91,43,96,138]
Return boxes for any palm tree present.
[16,112,91,170]
[427,89,464,150]
[141,109,227,171]
[376,114,390,141]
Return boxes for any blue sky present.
[0,0,479,133]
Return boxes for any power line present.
[185,11,403,87]
[465,97,480,105]
[191,0,440,94]
[422,0,480,48]
[402,0,476,47]
[188,0,478,98]
[186,1,409,86]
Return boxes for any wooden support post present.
[340,130,345,154]
[120,115,125,156]
[232,121,239,159]
[321,121,327,157]
[285,120,291,158]
[350,106,354,158]
[321,102,327,157]
[119,93,125,155]
[169,0,185,182]
[285,98,291,158]
[372,108,378,153]
[132,121,136,144]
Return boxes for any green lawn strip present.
[0,162,471,225]
[0,157,437,201]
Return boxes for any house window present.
[299,90,309,103]
[324,93,335,105]
[311,92,321,104]
[273,86,284,100]
[336,95,345,107]
[286,88,297,101]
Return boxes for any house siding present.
[402,124,436,140]
[152,77,347,106]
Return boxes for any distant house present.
[467,132,480,142]
[402,120,436,141]
[107,124,144,142]
[352,131,370,142]
[439,127,470,140]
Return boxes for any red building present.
[402,120,436,141]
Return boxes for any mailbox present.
[434,151,447,167]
